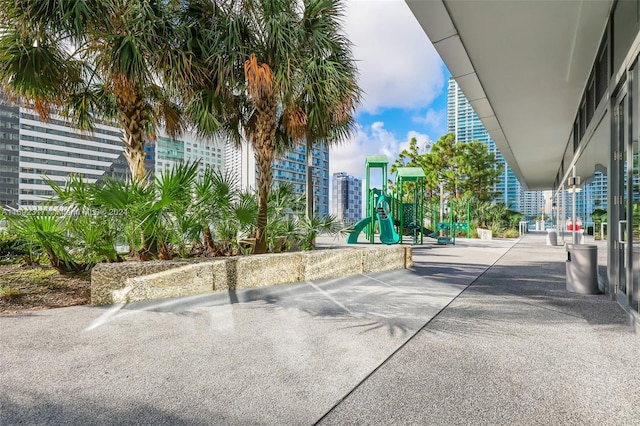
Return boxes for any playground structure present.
[346,154,471,245]
[347,156,400,245]
[431,200,471,245]
[347,156,428,245]
[393,167,426,245]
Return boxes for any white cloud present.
[413,108,447,134]
[330,122,433,181]
[330,122,435,216]
[344,0,446,114]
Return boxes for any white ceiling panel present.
[434,35,474,78]
[407,0,612,189]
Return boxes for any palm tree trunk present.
[254,144,274,254]
[115,83,148,182]
[252,102,278,254]
[305,138,314,219]
[244,54,277,254]
[203,226,215,253]
[255,151,273,253]
[124,137,146,182]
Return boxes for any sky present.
[330,0,451,187]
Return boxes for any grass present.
[0,285,23,300]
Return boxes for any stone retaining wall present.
[91,245,412,305]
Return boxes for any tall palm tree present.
[0,0,192,181]
[293,0,361,220]
[185,0,360,254]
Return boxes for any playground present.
[347,155,470,246]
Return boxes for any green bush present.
[7,211,87,273]
[5,164,344,263]
[501,228,520,238]
[0,232,30,256]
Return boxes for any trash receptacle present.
[546,229,557,246]
[566,244,599,294]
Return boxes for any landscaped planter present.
[91,245,412,305]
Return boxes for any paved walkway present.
[2,234,639,425]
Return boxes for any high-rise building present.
[273,143,329,217]
[447,78,526,210]
[14,107,129,209]
[0,96,229,210]
[0,100,19,209]
[331,172,362,225]
[519,190,546,219]
[156,130,226,177]
[227,141,330,217]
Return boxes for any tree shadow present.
[0,391,252,426]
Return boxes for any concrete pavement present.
[318,234,640,425]
[2,234,639,425]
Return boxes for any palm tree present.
[0,0,191,181]
[184,0,360,254]
[291,0,361,220]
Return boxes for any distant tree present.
[390,137,427,173]
[457,140,503,201]
[389,137,427,201]
[422,133,461,197]
[389,133,502,203]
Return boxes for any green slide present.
[347,217,372,244]
[376,195,400,245]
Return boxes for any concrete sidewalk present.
[2,234,638,425]
[319,234,640,425]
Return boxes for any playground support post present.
[364,155,390,244]
[399,179,403,244]
[467,201,471,239]
[449,205,455,245]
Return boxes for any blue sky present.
[330,0,451,187]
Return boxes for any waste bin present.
[565,244,599,294]
[546,229,557,246]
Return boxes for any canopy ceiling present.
[406,0,612,190]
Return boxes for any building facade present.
[0,97,230,210]
[228,141,330,217]
[156,131,226,177]
[447,78,525,210]
[0,100,19,209]
[519,190,547,220]
[273,143,330,217]
[331,172,362,225]
[15,107,129,209]
[409,0,640,321]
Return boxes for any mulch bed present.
[0,262,91,315]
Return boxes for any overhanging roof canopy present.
[406,0,612,190]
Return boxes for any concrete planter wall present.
[91,245,412,305]
[477,228,493,241]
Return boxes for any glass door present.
[631,62,640,313]
[632,134,639,312]
[612,88,629,304]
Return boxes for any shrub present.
[502,228,520,238]
[0,285,22,300]
[7,211,87,273]
[0,232,30,256]
[469,228,480,239]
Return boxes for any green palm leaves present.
[0,0,187,180]
[184,0,360,253]
[0,0,361,254]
